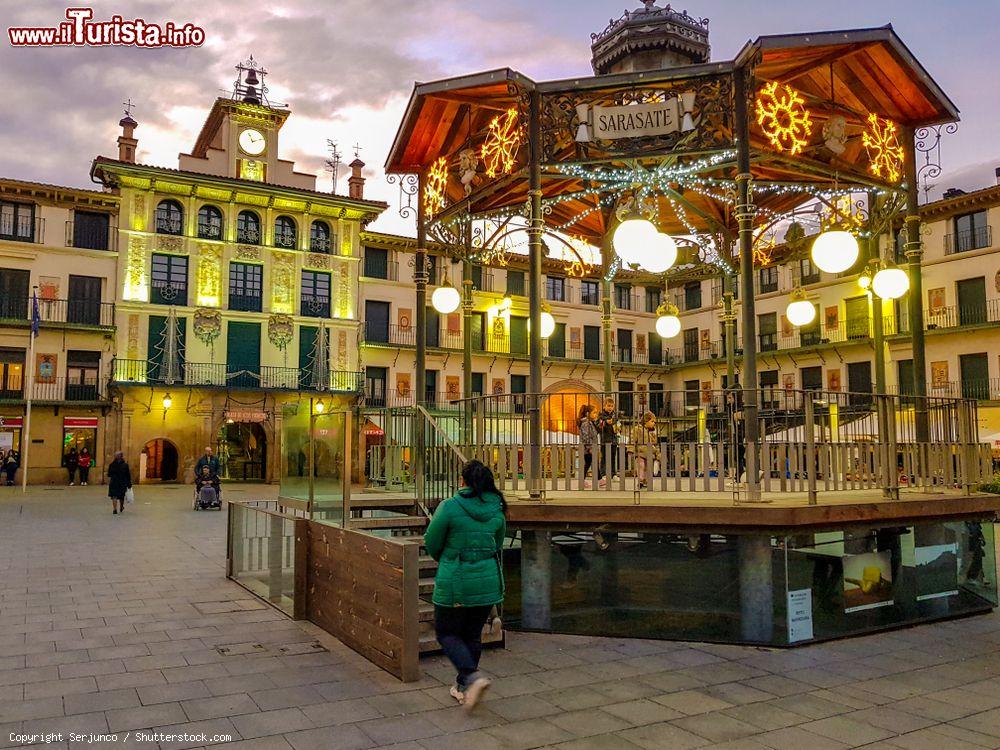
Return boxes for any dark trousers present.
[67,464,76,483]
[583,451,593,478]
[434,604,492,689]
[601,441,618,477]
[78,466,90,484]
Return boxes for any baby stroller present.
[193,474,222,510]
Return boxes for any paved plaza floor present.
[4,485,1000,749]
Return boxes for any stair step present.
[418,556,438,570]
[347,517,427,530]
[418,603,434,623]
[418,577,435,595]
[350,497,417,510]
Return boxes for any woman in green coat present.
[424,460,507,710]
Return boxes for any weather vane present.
[122,98,135,118]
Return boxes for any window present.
[847,361,873,405]
[509,316,528,356]
[759,370,779,409]
[365,366,388,407]
[758,312,777,351]
[649,382,665,416]
[147,315,186,382]
[583,325,601,361]
[0,201,35,242]
[615,283,633,310]
[425,369,438,405]
[897,359,914,397]
[425,307,440,348]
[236,210,261,244]
[67,275,103,325]
[229,262,263,312]
[683,328,699,362]
[548,323,566,358]
[471,264,484,291]
[365,300,390,343]
[274,216,297,248]
[150,254,188,306]
[799,257,820,285]
[66,350,100,401]
[617,328,633,363]
[506,269,526,296]
[684,281,702,311]
[684,379,699,408]
[197,205,223,240]
[300,271,331,318]
[471,372,485,397]
[310,221,332,253]
[619,381,634,418]
[581,280,600,306]
[0,268,30,319]
[71,211,111,250]
[155,200,183,235]
[801,366,823,391]
[511,374,527,414]
[799,304,821,346]
[363,246,391,279]
[648,331,662,365]
[0,348,25,399]
[545,276,565,302]
[952,210,990,253]
[645,287,661,313]
[758,266,778,294]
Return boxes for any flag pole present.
[21,286,39,494]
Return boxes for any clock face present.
[239,128,266,156]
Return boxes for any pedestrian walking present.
[577,404,600,486]
[107,451,132,515]
[628,410,659,489]
[424,460,506,711]
[66,446,78,486]
[77,447,91,486]
[3,449,18,486]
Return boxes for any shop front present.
[0,415,22,454]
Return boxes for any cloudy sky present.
[2,0,998,236]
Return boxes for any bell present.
[244,68,259,86]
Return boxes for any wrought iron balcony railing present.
[945,225,992,254]
[110,359,363,393]
[0,214,44,244]
[65,221,117,251]
[0,297,114,328]
[0,376,108,403]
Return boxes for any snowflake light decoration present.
[481,107,523,178]
[862,113,904,183]
[755,81,813,155]
[819,195,865,233]
[423,157,448,218]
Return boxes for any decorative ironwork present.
[755,81,812,156]
[538,73,734,163]
[915,123,959,203]
[423,157,448,218]
[231,55,285,107]
[592,3,709,43]
[862,114,904,183]
[481,107,523,178]
[387,173,419,220]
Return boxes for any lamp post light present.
[811,229,860,274]
[431,277,461,314]
[162,393,172,410]
[655,302,681,339]
[785,288,816,327]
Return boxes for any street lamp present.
[431,277,461,314]
[785,288,816,327]
[872,265,909,300]
[637,231,679,274]
[811,230,859,274]
[612,217,658,266]
[655,302,681,339]
[162,393,172,409]
[314,399,325,414]
[540,308,556,339]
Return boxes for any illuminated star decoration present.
[481,108,523,178]
[752,231,776,267]
[862,113,904,183]
[423,157,448,218]
[755,81,813,156]
[820,195,865,233]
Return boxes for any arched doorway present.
[141,439,178,482]
[542,383,599,439]
[218,421,267,481]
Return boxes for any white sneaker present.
[69,482,74,486]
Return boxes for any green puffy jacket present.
[424,489,506,607]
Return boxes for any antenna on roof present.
[325,139,342,193]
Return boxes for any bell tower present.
[591,1,710,75]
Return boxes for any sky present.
[2,0,998,237]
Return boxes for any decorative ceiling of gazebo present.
[386,26,957,250]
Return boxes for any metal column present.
[903,127,929,442]
[527,89,544,498]
[462,221,474,443]
[414,175,428,494]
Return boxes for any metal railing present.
[945,225,992,254]
[0,375,108,403]
[362,258,399,280]
[0,214,44,243]
[111,359,363,392]
[65,221,117,251]
[0,296,114,328]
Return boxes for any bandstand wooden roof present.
[386,26,958,245]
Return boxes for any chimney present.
[943,187,966,199]
[995,166,1000,185]
[117,114,138,163]
[348,158,366,199]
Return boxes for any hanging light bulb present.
[872,265,909,300]
[612,217,658,266]
[540,307,556,339]
[431,278,461,314]
[636,232,679,274]
[162,393,172,409]
[314,399,325,414]
[785,288,816,327]
[654,302,681,339]
[811,230,859,274]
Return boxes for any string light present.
[423,157,448,218]
[755,81,813,155]
[481,107,523,178]
[862,113,904,183]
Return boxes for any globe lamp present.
[654,303,681,339]
[431,280,461,314]
[811,230,859,274]
[872,266,909,300]
[636,232,679,274]
[785,289,816,327]
[612,217,658,266]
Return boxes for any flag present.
[30,290,40,338]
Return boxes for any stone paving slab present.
[4,485,1000,749]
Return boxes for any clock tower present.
[178,57,316,191]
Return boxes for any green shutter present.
[299,325,317,386]
[226,322,261,376]
[510,316,528,355]
[548,323,566,358]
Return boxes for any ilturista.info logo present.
[8,7,205,47]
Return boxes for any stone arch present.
[141,438,179,482]
[541,380,600,437]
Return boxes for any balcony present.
[0,214,44,244]
[945,225,992,255]
[891,300,1000,334]
[362,258,399,281]
[111,359,363,393]
[196,222,223,241]
[0,297,114,329]
[65,221,117,251]
[0,376,108,403]
[274,231,297,249]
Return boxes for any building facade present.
[0,179,118,484]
